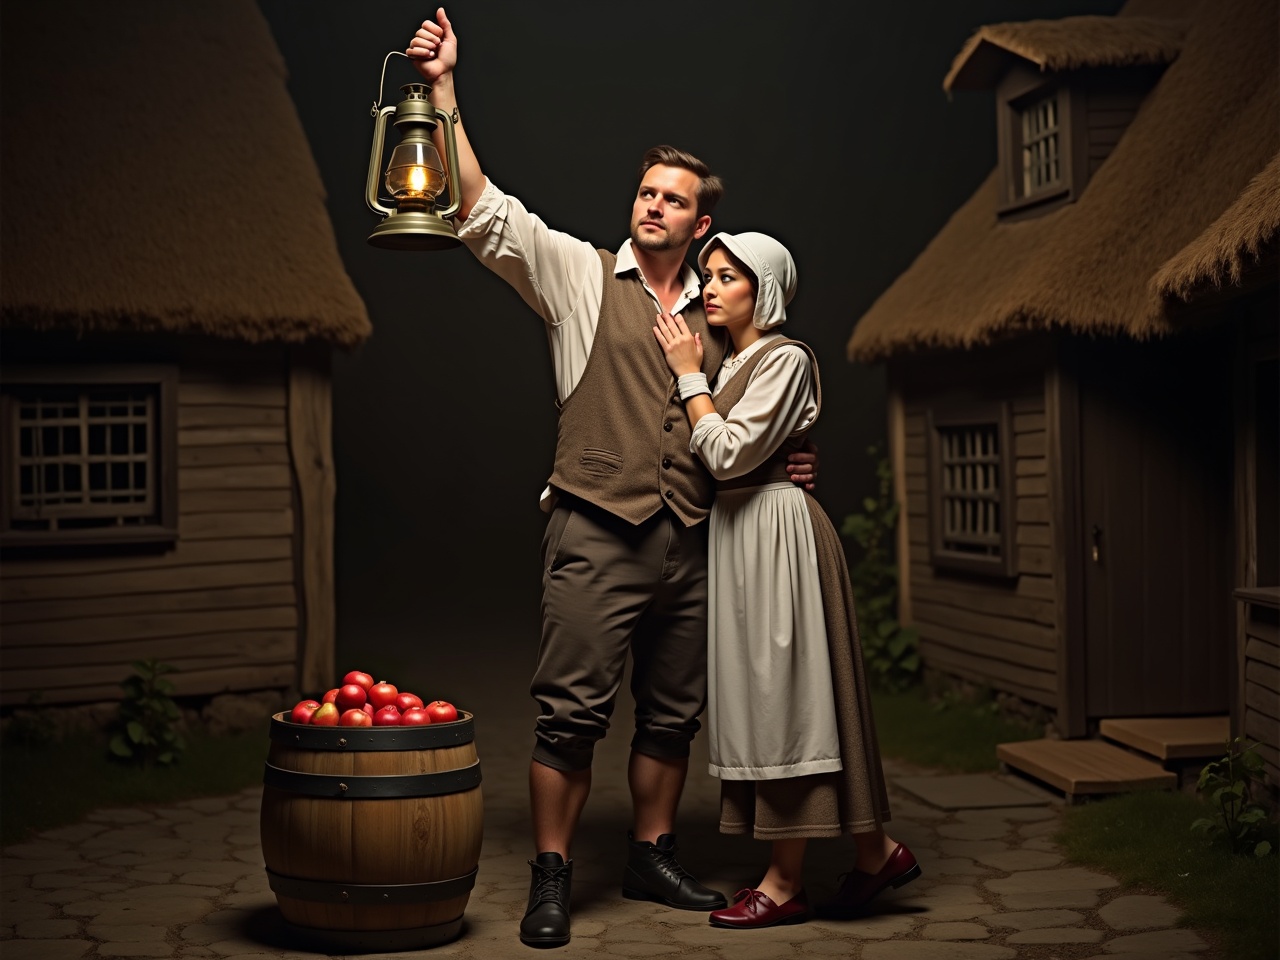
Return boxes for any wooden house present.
[846,0,1278,796]
[0,2,372,711]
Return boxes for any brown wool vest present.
[714,337,822,492]
[548,250,728,526]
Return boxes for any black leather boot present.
[621,831,728,910]
[519,852,572,948]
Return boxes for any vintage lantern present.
[365,53,461,250]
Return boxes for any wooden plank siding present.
[0,354,300,708]
[1237,591,1280,787]
[900,377,1057,708]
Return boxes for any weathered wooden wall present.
[1,342,301,707]
[892,339,1058,709]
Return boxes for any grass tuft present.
[1058,790,1278,960]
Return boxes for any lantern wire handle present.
[371,50,412,117]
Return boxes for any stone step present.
[1098,715,1230,762]
[996,738,1177,800]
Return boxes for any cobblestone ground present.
[1,673,1220,959]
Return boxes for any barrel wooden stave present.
[259,715,483,936]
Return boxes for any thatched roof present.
[943,15,1187,93]
[849,0,1278,363]
[0,1,372,348]
[1152,150,1280,302]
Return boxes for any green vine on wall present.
[841,443,920,693]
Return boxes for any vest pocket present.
[578,447,623,476]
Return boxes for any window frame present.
[996,64,1086,220]
[927,400,1017,579]
[0,364,179,547]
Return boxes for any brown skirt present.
[719,494,891,840]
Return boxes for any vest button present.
[665,490,674,499]
[662,458,672,469]
[663,421,673,432]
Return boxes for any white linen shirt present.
[456,178,704,509]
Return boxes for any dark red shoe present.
[817,844,921,919]
[708,888,810,929]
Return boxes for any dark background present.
[255,0,1123,674]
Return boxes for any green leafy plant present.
[108,659,187,767]
[1191,737,1276,857]
[840,443,920,692]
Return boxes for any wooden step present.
[997,738,1177,799]
[1098,715,1230,761]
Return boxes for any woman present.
[652,232,919,929]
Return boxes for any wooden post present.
[288,345,336,693]
[887,373,912,625]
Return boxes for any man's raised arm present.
[406,7,484,222]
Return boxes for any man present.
[406,8,818,949]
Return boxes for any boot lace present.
[649,844,693,880]
[528,861,571,906]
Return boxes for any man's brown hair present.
[638,145,725,219]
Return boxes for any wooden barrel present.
[259,710,484,951]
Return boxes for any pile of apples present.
[288,669,459,727]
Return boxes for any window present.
[1018,93,1061,199]
[1,366,178,546]
[927,403,1016,577]
[995,64,1082,219]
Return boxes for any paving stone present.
[1083,953,1202,960]
[997,889,1100,910]
[920,921,990,939]
[1022,836,1062,852]
[124,872,174,884]
[85,924,170,942]
[14,919,82,938]
[96,943,174,957]
[39,825,109,843]
[1098,894,1182,930]
[894,775,1053,811]
[1018,817,1065,838]
[937,840,1008,859]
[2,843,72,860]
[1102,928,1209,952]
[87,810,155,825]
[978,908,1084,929]
[0,859,87,877]
[101,884,221,901]
[0,901,56,922]
[922,857,988,877]
[862,942,1016,959]
[937,821,1011,841]
[956,806,1059,823]
[971,848,1063,871]
[1,940,95,960]
[985,867,1119,895]
[1008,927,1104,943]
[61,897,215,924]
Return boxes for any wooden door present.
[1077,331,1232,717]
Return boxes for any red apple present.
[373,705,402,726]
[335,683,367,711]
[424,700,458,723]
[311,702,340,726]
[321,688,340,705]
[343,670,375,691]
[339,708,372,727]
[368,681,399,710]
[395,692,424,712]
[289,699,322,725]
[400,707,431,726]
